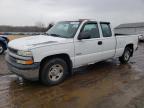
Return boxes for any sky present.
[0,0,144,27]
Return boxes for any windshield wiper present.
[45,33,58,36]
[45,33,66,38]
[49,34,61,37]
[46,33,64,38]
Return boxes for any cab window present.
[100,23,112,37]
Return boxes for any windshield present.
[46,21,80,38]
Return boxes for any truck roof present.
[59,19,110,24]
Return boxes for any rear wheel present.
[40,58,68,85]
[0,43,5,55]
[119,47,132,64]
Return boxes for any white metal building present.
[114,22,144,35]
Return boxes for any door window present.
[81,23,100,39]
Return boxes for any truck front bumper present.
[6,54,40,81]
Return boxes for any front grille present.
[8,47,18,55]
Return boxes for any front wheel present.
[40,58,68,85]
[0,43,5,55]
[119,47,132,64]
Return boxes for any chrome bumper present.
[6,54,40,81]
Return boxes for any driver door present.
[74,22,103,68]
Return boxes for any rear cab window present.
[100,22,112,37]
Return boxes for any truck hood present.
[8,35,73,50]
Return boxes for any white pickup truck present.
[6,19,139,85]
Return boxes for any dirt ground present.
[0,43,144,108]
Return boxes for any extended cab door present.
[74,21,104,67]
[99,22,116,60]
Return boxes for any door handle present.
[98,41,102,45]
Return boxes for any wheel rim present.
[0,45,3,54]
[124,50,131,61]
[48,64,64,81]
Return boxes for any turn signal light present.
[16,60,33,65]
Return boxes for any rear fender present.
[0,38,7,50]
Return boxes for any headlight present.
[17,50,32,57]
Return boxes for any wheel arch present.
[39,53,73,77]
[125,43,134,57]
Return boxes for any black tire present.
[119,47,132,64]
[40,58,68,85]
[0,42,5,55]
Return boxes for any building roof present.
[115,22,144,29]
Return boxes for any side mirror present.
[78,32,91,40]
